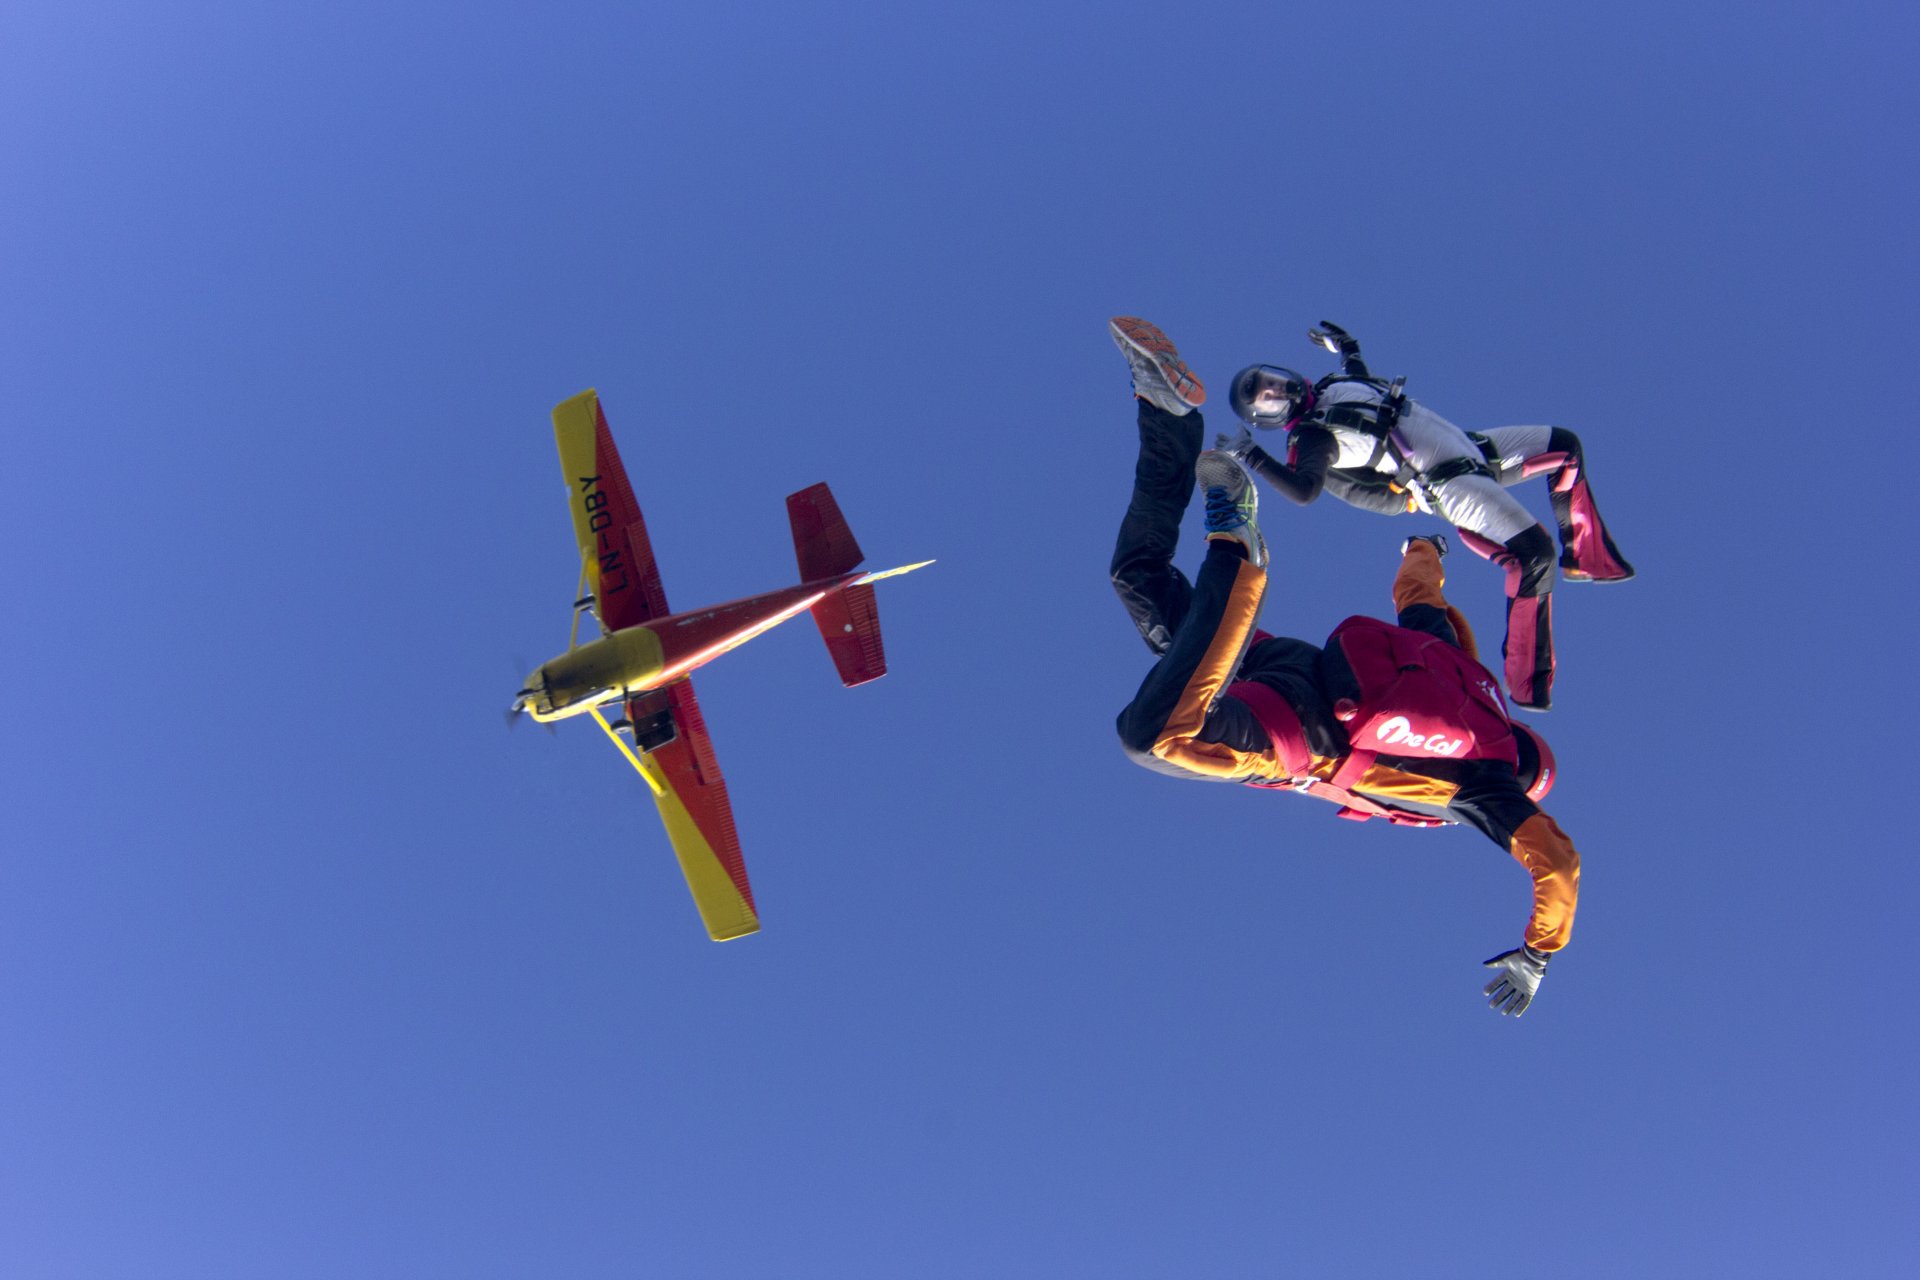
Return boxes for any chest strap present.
[1310,376,1412,476]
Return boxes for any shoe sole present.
[1193,450,1252,502]
[1110,317,1206,407]
[1193,451,1265,565]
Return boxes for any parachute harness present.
[1299,324,1492,506]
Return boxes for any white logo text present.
[1375,715,1464,756]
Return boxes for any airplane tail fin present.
[787,483,888,688]
[788,482,865,581]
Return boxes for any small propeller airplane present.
[512,389,931,941]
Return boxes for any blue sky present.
[4,1,1915,1275]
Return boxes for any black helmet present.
[1230,364,1316,429]
[1513,723,1557,802]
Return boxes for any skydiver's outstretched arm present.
[1244,434,1410,516]
[1323,470,1416,516]
[1241,429,1335,505]
[1444,769,1581,955]
[1389,537,1480,658]
[1393,536,1578,955]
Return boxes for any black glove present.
[1481,945,1550,1017]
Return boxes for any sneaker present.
[1401,533,1449,558]
[1109,317,1206,415]
[1195,450,1265,567]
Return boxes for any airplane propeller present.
[505,658,554,735]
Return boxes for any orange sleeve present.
[1391,540,1480,659]
[1509,812,1580,952]
[1392,538,1449,613]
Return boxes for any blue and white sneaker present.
[1195,450,1265,567]
[1109,316,1206,416]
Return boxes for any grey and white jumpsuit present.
[1241,380,1634,710]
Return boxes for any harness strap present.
[1302,778,1450,827]
[1318,404,1392,437]
[1309,376,1413,478]
[1471,434,1573,486]
[1422,454,1495,486]
[1224,680,1314,777]
[1314,404,1399,473]
[1239,740,1457,828]
[1329,749,1377,792]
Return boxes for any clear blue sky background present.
[5,2,1915,1276]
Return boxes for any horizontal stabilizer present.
[812,582,886,687]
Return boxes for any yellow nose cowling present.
[523,627,667,720]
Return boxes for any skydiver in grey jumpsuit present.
[1223,323,1634,711]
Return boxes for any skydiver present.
[1106,317,1581,1016]
[1218,322,1634,711]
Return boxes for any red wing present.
[552,390,670,632]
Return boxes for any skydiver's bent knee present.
[1506,524,1556,597]
[1114,709,1203,781]
[1547,427,1586,466]
[1115,704,1161,763]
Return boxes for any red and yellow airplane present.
[513,390,930,941]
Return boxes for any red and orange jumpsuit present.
[1113,399,1580,954]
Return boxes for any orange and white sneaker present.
[1109,316,1206,415]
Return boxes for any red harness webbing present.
[1224,679,1312,776]
[1225,679,1453,828]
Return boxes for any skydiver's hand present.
[1482,946,1550,1017]
[1310,320,1359,356]
[1215,427,1256,460]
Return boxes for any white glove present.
[1482,946,1550,1017]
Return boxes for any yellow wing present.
[589,689,759,942]
[553,390,671,633]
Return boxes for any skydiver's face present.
[1252,385,1293,417]
[1247,371,1298,421]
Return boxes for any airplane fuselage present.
[520,576,851,722]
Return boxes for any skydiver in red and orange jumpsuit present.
[1107,317,1582,1016]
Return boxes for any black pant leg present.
[1116,540,1276,777]
[1110,399,1204,654]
